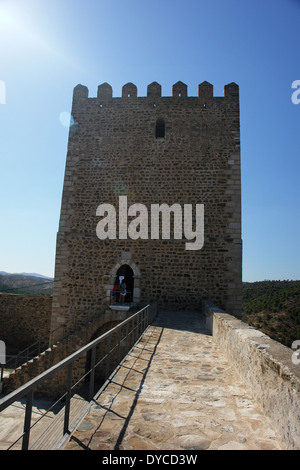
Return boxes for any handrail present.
[0,300,158,450]
[1,295,109,377]
[3,340,48,375]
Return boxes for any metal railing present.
[0,296,109,380]
[0,300,158,450]
[1,341,48,380]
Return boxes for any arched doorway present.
[116,264,134,303]
[108,256,141,306]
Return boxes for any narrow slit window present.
[155,118,165,139]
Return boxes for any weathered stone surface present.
[64,311,284,451]
[0,294,52,353]
[202,300,300,450]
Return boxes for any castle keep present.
[3,82,300,452]
[50,80,242,339]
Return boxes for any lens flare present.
[59,111,75,128]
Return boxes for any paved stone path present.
[65,311,285,451]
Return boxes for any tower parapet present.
[72,84,89,101]
[172,81,188,98]
[71,80,239,102]
[122,82,137,98]
[147,81,161,98]
[198,81,213,99]
[97,82,113,100]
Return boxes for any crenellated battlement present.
[73,80,239,102]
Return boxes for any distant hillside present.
[0,272,54,295]
[242,280,300,347]
[0,271,52,279]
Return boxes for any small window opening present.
[128,93,131,98]
[155,118,165,139]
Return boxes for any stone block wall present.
[2,307,130,397]
[0,294,52,354]
[202,299,300,450]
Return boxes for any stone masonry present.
[64,310,285,451]
[0,294,52,354]
[51,80,242,341]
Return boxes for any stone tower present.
[50,80,242,339]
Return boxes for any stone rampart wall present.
[0,294,52,353]
[202,299,300,450]
[2,306,129,397]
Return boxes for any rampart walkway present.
[65,310,284,450]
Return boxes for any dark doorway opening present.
[116,264,134,303]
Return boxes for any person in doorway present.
[111,282,119,304]
[120,280,127,304]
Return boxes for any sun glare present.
[0,5,16,26]
[0,2,38,42]
[0,1,62,62]
[0,0,82,69]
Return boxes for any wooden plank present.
[29,395,89,450]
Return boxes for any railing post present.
[135,316,138,342]
[105,336,111,380]
[126,321,129,352]
[63,362,73,435]
[137,312,140,339]
[22,389,34,450]
[132,317,135,345]
[88,346,96,401]
[117,328,121,364]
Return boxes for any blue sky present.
[0,0,299,281]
